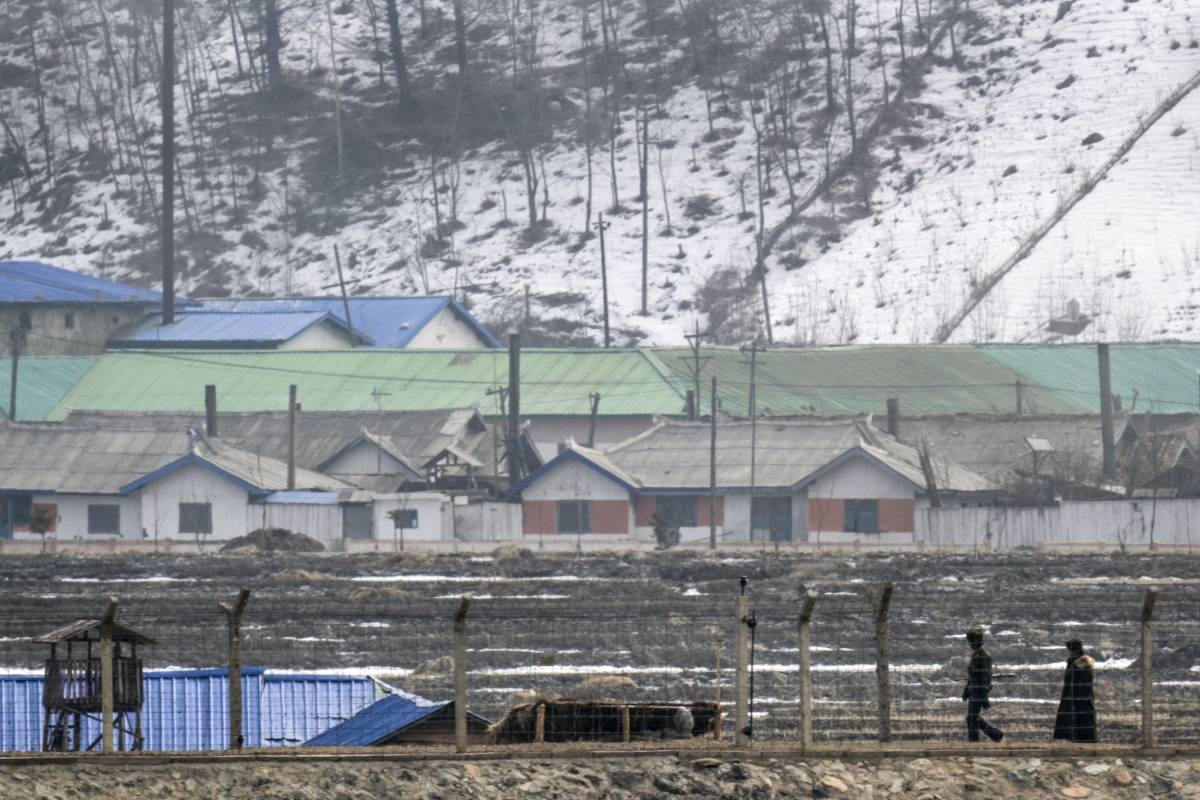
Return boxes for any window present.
[392,508,419,529]
[556,501,591,534]
[844,499,880,533]
[7,496,32,527]
[656,495,698,528]
[18,310,31,331]
[179,502,213,534]
[64,312,75,329]
[88,504,120,535]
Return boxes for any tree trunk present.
[385,0,416,113]
[454,0,469,78]
[262,0,284,90]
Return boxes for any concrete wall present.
[16,495,142,540]
[917,498,1200,550]
[407,307,491,348]
[373,493,453,542]
[138,463,251,541]
[280,320,355,350]
[2,304,151,356]
[455,501,522,541]
[249,502,343,547]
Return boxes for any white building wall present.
[137,463,251,541]
[807,459,915,499]
[280,320,355,350]
[520,460,631,501]
[407,307,490,348]
[373,493,453,542]
[20,495,141,540]
[723,494,752,543]
[323,442,409,476]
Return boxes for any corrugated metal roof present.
[0,669,381,752]
[982,344,1200,414]
[47,350,687,420]
[31,619,156,645]
[0,424,348,494]
[263,491,341,505]
[199,297,502,348]
[516,418,992,493]
[109,311,371,348]
[648,346,1090,417]
[303,694,444,747]
[0,261,165,304]
[0,357,96,421]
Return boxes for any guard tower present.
[32,618,156,751]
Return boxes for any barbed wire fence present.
[2,573,1199,753]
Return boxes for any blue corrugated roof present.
[303,694,448,747]
[0,261,166,304]
[0,668,380,752]
[109,311,372,348]
[199,297,502,348]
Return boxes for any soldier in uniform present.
[1052,639,1097,742]
[963,626,1003,742]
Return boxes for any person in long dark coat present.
[1053,639,1097,742]
[963,627,1003,742]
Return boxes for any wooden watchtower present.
[32,617,156,752]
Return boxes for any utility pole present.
[507,333,522,483]
[287,385,298,490]
[333,244,356,346]
[1015,379,1024,415]
[594,213,611,347]
[709,377,718,550]
[8,326,23,422]
[161,0,176,324]
[1099,343,1116,481]
[486,386,508,477]
[681,322,710,421]
[741,342,763,493]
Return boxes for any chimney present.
[886,397,900,438]
[685,389,696,420]
[1098,343,1116,480]
[204,385,218,437]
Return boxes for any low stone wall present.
[0,754,1194,799]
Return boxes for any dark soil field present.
[3,549,1199,746]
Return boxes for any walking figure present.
[963,626,1003,743]
[1052,639,1096,742]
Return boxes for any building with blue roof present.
[0,261,185,356]
[109,310,373,350]
[304,693,491,747]
[0,668,385,752]
[198,296,502,349]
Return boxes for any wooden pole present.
[798,590,817,750]
[534,702,546,744]
[1141,587,1158,747]
[709,376,718,550]
[507,333,522,483]
[871,582,894,742]
[453,595,471,753]
[586,393,600,448]
[8,326,22,422]
[100,596,118,754]
[734,593,749,745]
[287,384,297,490]
[713,640,723,740]
[620,704,630,743]
[218,588,251,750]
[204,384,218,437]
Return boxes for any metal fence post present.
[453,596,471,753]
[798,590,817,750]
[735,592,749,746]
[218,588,251,751]
[870,582,894,743]
[1141,587,1159,747]
[99,597,118,754]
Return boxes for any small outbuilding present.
[303,692,491,747]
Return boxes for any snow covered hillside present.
[0,0,1195,346]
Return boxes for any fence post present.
[870,582,894,743]
[218,588,251,750]
[620,704,630,743]
[99,596,118,754]
[534,702,546,744]
[1141,587,1159,747]
[735,592,749,746]
[453,595,471,753]
[798,590,817,751]
[713,640,723,740]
